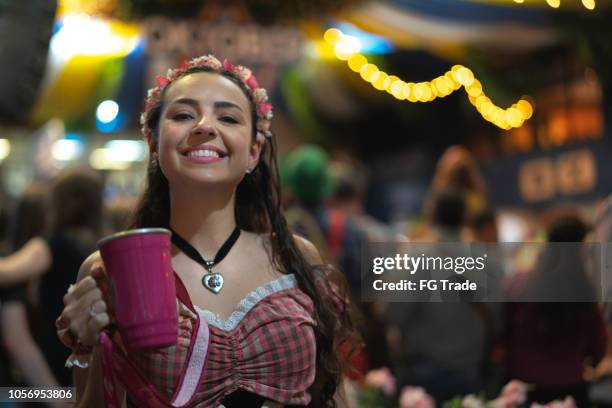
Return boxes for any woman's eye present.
[219,116,239,124]
[172,113,194,121]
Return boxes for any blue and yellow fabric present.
[31,16,145,132]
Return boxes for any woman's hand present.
[58,264,113,348]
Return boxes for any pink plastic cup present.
[97,228,177,350]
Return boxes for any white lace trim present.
[195,274,296,331]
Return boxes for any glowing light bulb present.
[324,28,343,45]
[334,35,361,60]
[466,79,482,97]
[0,139,10,161]
[505,108,523,127]
[348,54,367,72]
[516,99,534,119]
[385,76,399,93]
[373,72,388,90]
[582,0,595,10]
[360,64,378,81]
[406,90,418,102]
[368,71,381,84]
[434,77,449,96]
[401,83,412,100]
[390,80,406,99]
[455,67,475,87]
[96,100,119,123]
[445,71,461,90]
[546,0,560,8]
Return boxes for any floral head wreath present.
[140,54,273,142]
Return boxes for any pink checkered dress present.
[126,273,317,407]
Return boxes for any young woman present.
[57,55,356,407]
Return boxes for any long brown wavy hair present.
[128,65,358,407]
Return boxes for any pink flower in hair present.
[259,103,273,118]
[223,59,235,71]
[246,74,259,90]
[253,88,268,105]
[142,54,273,139]
[155,75,170,88]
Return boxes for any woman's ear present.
[247,133,265,170]
[148,137,158,158]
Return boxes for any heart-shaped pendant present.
[202,273,224,294]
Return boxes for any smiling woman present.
[56,55,359,408]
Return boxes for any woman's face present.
[155,72,262,189]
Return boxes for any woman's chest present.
[172,249,283,321]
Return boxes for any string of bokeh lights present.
[513,0,596,10]
[324,28,534,130]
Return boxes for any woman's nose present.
[192,116,216,137]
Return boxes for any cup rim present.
[97,228,172,248]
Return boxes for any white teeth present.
[187,149,220,158]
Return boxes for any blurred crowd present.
[0,144,611,407]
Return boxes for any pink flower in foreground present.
[462,394,485,408]
[364,367,396,397]
[399,386,435,408]
[492,380,528,407]
[530,396,577,408]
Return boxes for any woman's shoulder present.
[293,234,324,266]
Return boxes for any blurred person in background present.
[409,145,488,241]
[0,168,104,386]
[421,188,468,242]
[103,196,137,235]
[583,196,612,407]
[327,159,407,244]
[469,208,499,243]
[430,145,488,217]
[0,184,67,408]
[502,213,606,407]
[279,151,330,261]
[468,207,506,397]
[385,189,491,404]
[326,158,409,371]
[283,144,366,296]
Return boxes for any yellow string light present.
[546,0,560,8]
[509,0,595,10]
[324,28,343,45]
[582,0,596,10]
[348,54,367,72]
[323,28,535,130]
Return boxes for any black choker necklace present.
[170,227,241,294]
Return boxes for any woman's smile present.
[181,143,228,164]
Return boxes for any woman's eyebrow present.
[214,101,243,112]
[168,98,243,113]
[169,97,199,108]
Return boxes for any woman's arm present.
[294,235,357,408]
[66,252,125,408]
[0,238,51,285]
